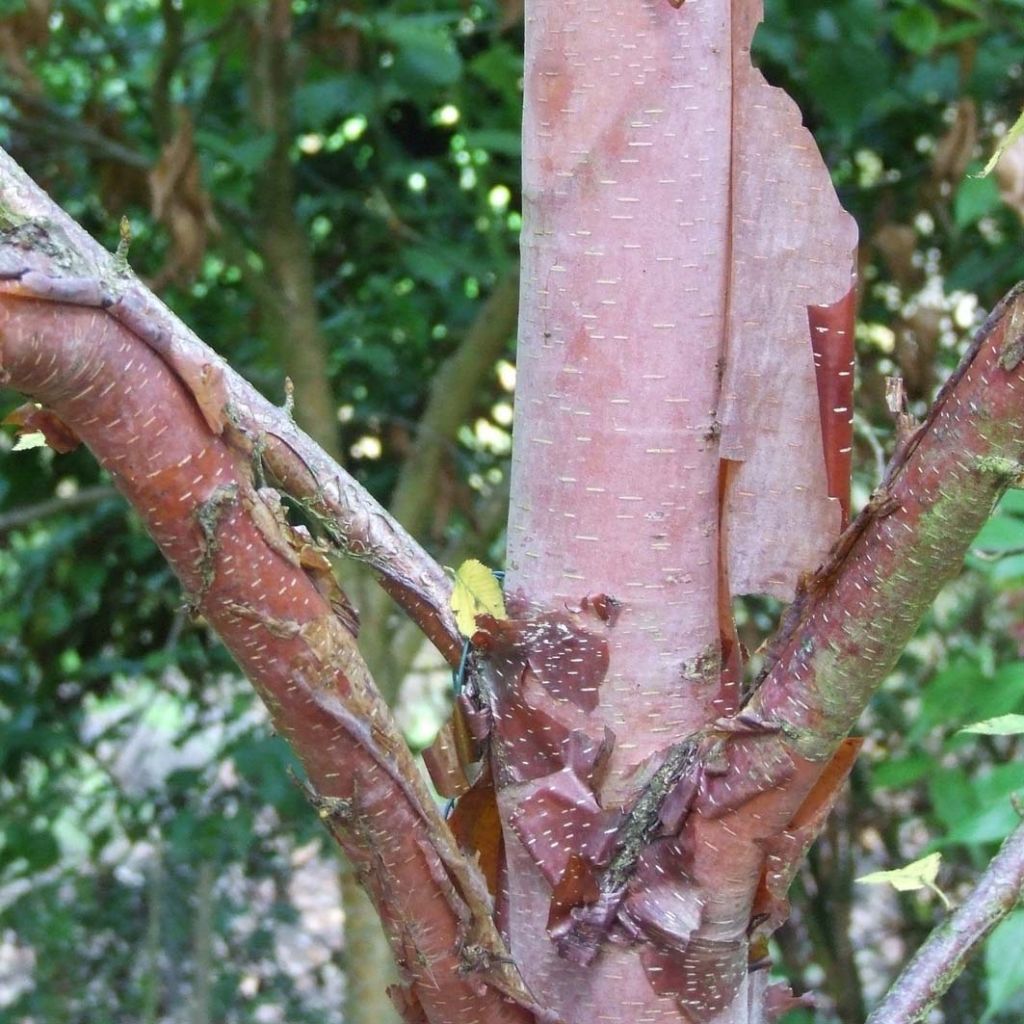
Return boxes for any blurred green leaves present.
[893,5,942,55]
[985,912,1024,1021]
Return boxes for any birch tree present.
[2,2,1024,1023]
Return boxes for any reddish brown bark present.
[3,0,1024,1015]
[0,295,540,1024]
[0,151,463,666]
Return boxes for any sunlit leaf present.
[980,107,1024,178]
[857,852,951,907]
[450,559,505,637]
[959,714,1024,736]
[11,431,47,451]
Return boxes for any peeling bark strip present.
[0,295,543,1024]
[718,1,858,597]
[670,284,1024,1020]
[749,281,1024,760]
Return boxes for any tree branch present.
[0,145,463,665]
[0,301,537,1024]
[865,818,1024,1024]
[0,147,528,1021]
[0,483,117,535]
[152,0,185,143]
[0,101,150,170]
[744,282,1024,766]
[625,284,1024,998]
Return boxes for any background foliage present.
[0,1,1022,1021]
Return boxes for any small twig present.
[853,411,887,486]
[163,605,188,653]
[0,84,150,168]
[0,484,118,535]
[971,545,1024,561]
[865,818,1024,1024]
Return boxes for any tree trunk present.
[472,1,856,1020]
[3,0,1024,1020]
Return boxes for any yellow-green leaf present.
[980,108,1024,178]
[450,559,506,637]
[959,714,1024,736]
[857,853,950,908]
[12,431,47,451]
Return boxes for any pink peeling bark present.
[719,1,858,597]
[500,2,855,1020]
[508,0,856,781]
[510,0,733,776]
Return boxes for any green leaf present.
[972,513,1024,553]
[450,559,505,637]
[464,129,522,158]
[196,131,275,173]
[984,911,1024,1021]
[936,21,988,45]
[294,76,372,128]
[928,766,980,830]
[893,6,941,54]
[991,554,1024,587]
[954,173,1001,227]
[401,245,455,288]
[960,714,1024,736]
[857,852,951,907]
[1000,490,1024,515]
[913,657,983,741]
[871,754,932,789]
[980,107,1024,177]
[382,20,462,89]
[944,801,1021,846]
[469,43,523,95]
[968,762,1024,805]
[806,43,890,131]
[1,822,61,872]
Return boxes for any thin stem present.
[866,818,1024,1024]
[0,484,118,535]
